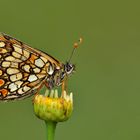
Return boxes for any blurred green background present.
[0,0,140,140]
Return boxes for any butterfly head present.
[64,62,75,75]
[55,62,75,86]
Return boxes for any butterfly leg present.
[32,82,46,102]
[37,82,47,93]
[44,81,51,89]
[61,77,68,96]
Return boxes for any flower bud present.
[33,90,73,122]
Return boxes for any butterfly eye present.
[65,63,74,75]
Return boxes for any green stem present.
[45,121,57,140]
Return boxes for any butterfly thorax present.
[46,62,75,89]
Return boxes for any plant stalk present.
[45,121,57,140]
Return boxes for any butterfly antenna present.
[68,37,82,63]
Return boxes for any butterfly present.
[0,33,78,101]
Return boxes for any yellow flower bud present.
[33,90,73,122]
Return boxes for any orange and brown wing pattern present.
[0,33,61,101]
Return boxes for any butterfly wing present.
[0,33,61,101]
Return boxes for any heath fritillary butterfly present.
[0,33,78,101]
